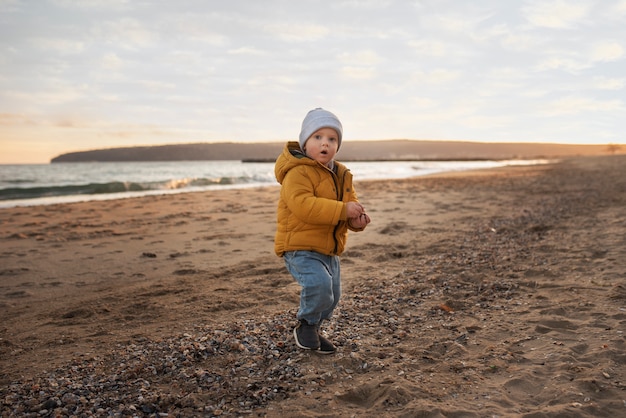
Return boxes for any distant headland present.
[50,140,619,163]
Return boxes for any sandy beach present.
[1,155,625,417]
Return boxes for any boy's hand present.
[346,201,365,218]
[348,213,371,229]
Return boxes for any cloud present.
[100,53,124,71]
[542,96,624,116]
[136,79,177,92]
[522,0,593,28]
[50,0,130,11]
[340,50,381,66]
[340,66,376,80]
[30,37,85,54]
[335,0,393,9]
[409,69,461,86]
[162,13,230,46]
[499,30,542,52]
[534,39,624,73]
[431,13,484,34]
[338,50,381,80]
[263,22,330,42]
[228,47,265,56]
[4,86,86,107]
[608,0,626,16]
[0,0,22,12]
[460,114,514,130]
[590,40,624,62]
[535,56,590,73]
[0,112,34,126]
[406,39,450,57]
[593,76,625,90]
[91,18,157,49]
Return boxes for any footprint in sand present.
[534,319,577,334]
[503,376,545,403]
[336,378,415,409]
[4,290,32,298]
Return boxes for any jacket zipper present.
[330,168,348,255]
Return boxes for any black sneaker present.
[294,320,320,350]
[317,334,336,355]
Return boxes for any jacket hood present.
[275,141,319,184]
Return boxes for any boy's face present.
[303,127,339,166]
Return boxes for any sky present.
[1,0,625,164]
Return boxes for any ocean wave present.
[0,176,266,201]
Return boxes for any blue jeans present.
[283,250,341,326]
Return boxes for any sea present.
[0,159,549,208]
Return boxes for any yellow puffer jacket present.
[274,141,362,257]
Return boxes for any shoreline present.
[1,155,625,417]
[0,158,552,209]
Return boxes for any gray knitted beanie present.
[298,108,343,151]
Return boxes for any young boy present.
[274,108,371,354]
